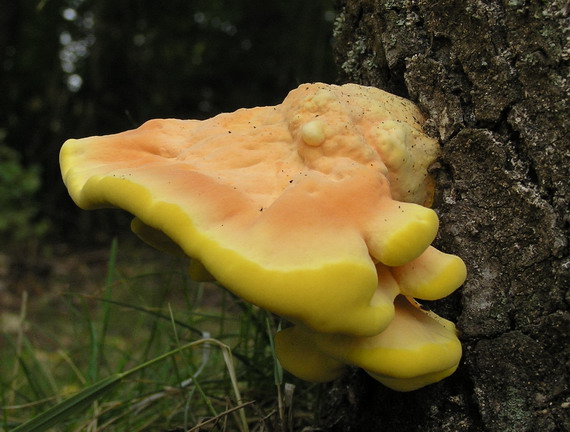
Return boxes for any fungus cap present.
[275,296,462,391]
[60,83,450,336]
[391,246,467,300]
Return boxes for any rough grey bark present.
[317,1,569,431]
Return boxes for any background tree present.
[0,0,336,245]
[318,1,569,431]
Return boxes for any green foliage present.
[0,143,49,243]
[0,241,321,431]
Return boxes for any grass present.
[0,239,323,431]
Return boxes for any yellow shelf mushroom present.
[60,83,466,389]
[275,296,463,392]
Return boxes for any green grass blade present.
[97,238,120,376]
[265,314,283,386]
[167,304,217,418]
[6,291,28,408]
[9,374,122,432]
[75,294,204,336]
[86,316,99,384]
[219,343,249,432]
[9,339,241,432]
[18,338,60,401]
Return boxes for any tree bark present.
[318,1,570,431]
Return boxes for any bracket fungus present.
[275,295,463,392]
[60,83,466,390]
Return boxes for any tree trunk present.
[318,1,569,431]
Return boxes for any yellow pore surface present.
[60,83,445,336]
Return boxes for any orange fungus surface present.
[61,83,467,390]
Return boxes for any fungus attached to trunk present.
[60,82,466,390]
[275,296,462,392]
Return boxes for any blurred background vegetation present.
[1,2,338,429]
[1,0,337,247]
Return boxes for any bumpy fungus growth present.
[60,83,466,390]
